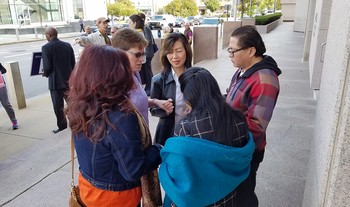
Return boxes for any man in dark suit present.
[42,27,75,134]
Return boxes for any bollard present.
[3,62,27,109]
[15,28,20,41]
[34,27,38,39]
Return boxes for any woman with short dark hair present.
[150,32,193,145]
[66,45,162,207]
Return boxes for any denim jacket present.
[74,110,161,191]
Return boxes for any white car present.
[148,15,175,30]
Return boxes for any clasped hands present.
[155,98,174,115]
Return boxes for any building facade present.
[293,0,350,206]
[0,0,107,25]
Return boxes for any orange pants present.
[78,174,141,207]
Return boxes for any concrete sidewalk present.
[0,22,315,207]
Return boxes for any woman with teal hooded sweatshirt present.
[159,67,255,207]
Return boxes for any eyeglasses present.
[227,47,248,57]
[127,50,147,58]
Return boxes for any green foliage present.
[107,0,137,17]
[204,0,221,13]
[255,12,282,25]
[164,0,198,17]
[237,0,281,17]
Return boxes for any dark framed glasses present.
[227,47,248,57]
[127,50,147,58]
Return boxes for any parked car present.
[185,16,200,25]
[200,17,221,26]
[148,14,175,30]
[199,17,222,37]
[174,18,185,27]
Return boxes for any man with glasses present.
[225,25,282,206]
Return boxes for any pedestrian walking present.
[0,63,19,130]
[79,17,84,32]
[42,27,75,134]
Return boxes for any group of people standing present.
[38,13,281,207]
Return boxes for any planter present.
[256,18,282,34]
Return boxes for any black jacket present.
[42,38,75,90]
[150,70,176,145]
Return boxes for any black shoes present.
[52,127,67,134]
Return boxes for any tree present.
[204,0,221,13]
[163,0,198,17]
[107,0,137,17]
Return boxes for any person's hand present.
[74,38,83,46]
[157,98,174,115]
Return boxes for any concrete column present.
[241,18,255,26]
[3,62,27,109]
[222,21,241,49]
[280,0,296,21]
[302,0,350,206]
[293,0,309,32]
[193,27,218,64]
[308,0,333,90]
[302,0,316,62]
[151,38,164,75]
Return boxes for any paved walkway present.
[0,22,315,207]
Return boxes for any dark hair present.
[138,13,146,21]
[179,67,249,146]
[66,45,134,142]
[111,28,147,51]
[129,14,144,30]
[231,25,266,57]
[160,32,192,74]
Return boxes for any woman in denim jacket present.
[66,45,162,207]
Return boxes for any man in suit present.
[42,27,75,134]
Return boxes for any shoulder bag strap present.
[71,134,75,185]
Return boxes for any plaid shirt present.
[174,112,248,147]
[226,60,280,151]
[173,112,248,206]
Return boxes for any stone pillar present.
[241,18,255,26]
[302,0,350,206]
[302,0,316,62]
[193,27,218,64]
[293,0,309,32]
[280,0,296,21]
[3,62,27,109]
[151,38,164,75]
[222,21,241,49]
[308,0,333,91]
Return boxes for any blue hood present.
[159,134,255,207]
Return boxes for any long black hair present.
[179,67,249,147]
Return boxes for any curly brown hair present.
[65,45,134,141]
